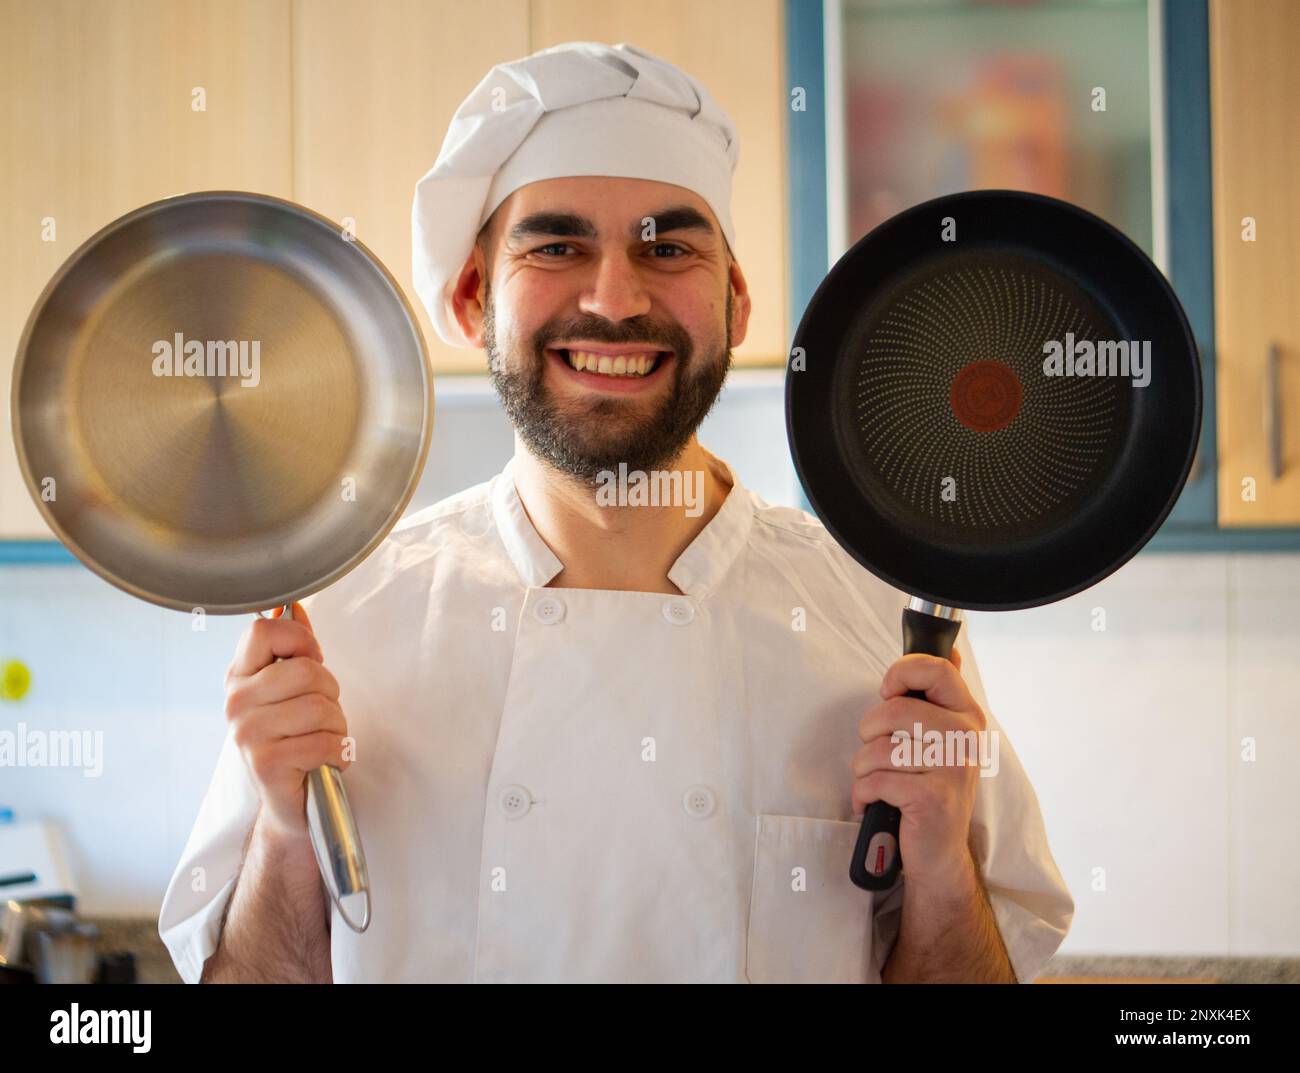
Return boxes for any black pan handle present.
[850,606,963,890]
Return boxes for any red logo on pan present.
[949,360,1023,432]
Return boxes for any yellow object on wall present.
[1,660,32,702]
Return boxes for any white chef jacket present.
[158,449,1073,983]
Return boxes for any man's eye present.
[530,242,686,258]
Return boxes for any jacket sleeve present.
[156,722,261,984]
[958,627,1074,981]
[869,626,1074,982]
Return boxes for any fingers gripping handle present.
[850,604,963,891]
[276,603,372,933]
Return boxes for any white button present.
[682,785,716,819]
[662,597,695,626]
[533,596,565,625]
[498,784,532,818]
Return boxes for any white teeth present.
[563,350,660,377]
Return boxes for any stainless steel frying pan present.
[10,190,434,934]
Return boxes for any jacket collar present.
[490,449,753,599]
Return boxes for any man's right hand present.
[223,602,351,843]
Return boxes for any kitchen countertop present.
[66,920,1300,984]
[85,917,182,984]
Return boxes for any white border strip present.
[823,0,848,267]
[1148,0,1169,275]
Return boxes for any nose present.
[576,250,652,324]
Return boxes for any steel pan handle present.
[850,602,963,892]
[275,603,371,933]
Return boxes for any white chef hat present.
[411,41,740,349]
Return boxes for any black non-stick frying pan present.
[785,189,1201,891]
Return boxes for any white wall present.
[966,552,1300,956]
[1,371,1296,954]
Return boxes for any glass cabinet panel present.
[836,0,1154,256]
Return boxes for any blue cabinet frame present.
[782,0,1300,551]
[0,541,74,564]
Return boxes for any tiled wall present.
[1,372,1296,954]
[965,553,1300,956]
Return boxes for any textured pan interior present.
[840,247,1128,538]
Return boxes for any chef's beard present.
[484,281,732,483]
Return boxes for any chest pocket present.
[746,814,877,983]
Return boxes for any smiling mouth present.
[552,348,671,379]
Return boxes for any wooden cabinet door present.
[1210,0,1300,525]
[2,1,785,538]
[291,0,531,376]
[0,0,292,538]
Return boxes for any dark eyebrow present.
[633,206,716,239]
[506,204,717,244]
[507,212,598,242]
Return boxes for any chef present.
[159,40,1073,984]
